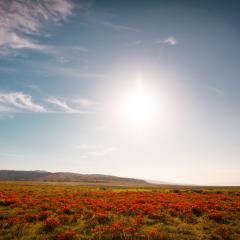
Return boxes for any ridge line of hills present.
[0,170,150,185]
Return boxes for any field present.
[0,182,239,240]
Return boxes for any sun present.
[122,80,156,128]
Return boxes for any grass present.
[0,181,239,240]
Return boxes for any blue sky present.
[0,0,240,185]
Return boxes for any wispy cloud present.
[74,144,97,150]
[46,96,98,113]
[164,37,178,45]
[52,45,88,64]
[155,36,178,46]
[0,92,46,112]
[25,84,40,91]
[0,0,74,55]
[74,144,118,158]
[0,90,98,115]
[72,98,98,108]
[82,10,138,32]
[0,105,14,113]
[46,97,77,113]
[91,147,118,157]
[97,19,136,32]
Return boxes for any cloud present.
[155,36,178,46]
[82,10,138,32]
[0,0,74,54]
[0,92,46,112]
[74,144,97,150]
[74,144,118,158]
[164,37,178,45]
[0,92,97,115]
[25,84,40,91]
[72,98,98,107]
[91,147,117,156]
[46,96,98,113]
[97,19,136,32]
[46,97,77,113]
[0,105,14,113]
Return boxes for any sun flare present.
[122,81,156,127]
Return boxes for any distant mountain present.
[0,170,50,181]
[0,170,149,185]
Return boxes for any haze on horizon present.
[0,0,240,186]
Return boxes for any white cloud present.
[0,92,97,115]
[0,0,74,54]
[91,147,118,156]
[0,92,46,112]
[74,144,118,158]
[164,36,178,45]
[73,144,97,150]
[155,36,178,46]
[46,96,98,113]
[0,90,98,116]
[46,97,77,113]
[25,84,40,91]
[72,98,98,107]
[0,105,14,113]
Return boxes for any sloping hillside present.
[0,170,149,185]
[0,170,49,181]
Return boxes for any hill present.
[0,170,149,185]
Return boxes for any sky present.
[0,0,240,186]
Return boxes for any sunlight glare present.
[123,79,156,128]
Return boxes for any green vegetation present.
[0,181,239,240]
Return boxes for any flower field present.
[0,182,239,240]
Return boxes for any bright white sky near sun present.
[0,0,240,186]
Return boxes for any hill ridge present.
[0,170,149,185]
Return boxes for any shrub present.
[43,217,61,232]
[24,213,38,223]
[39,210,52,220]
[56,230,76,240]
[212,225,234,240]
